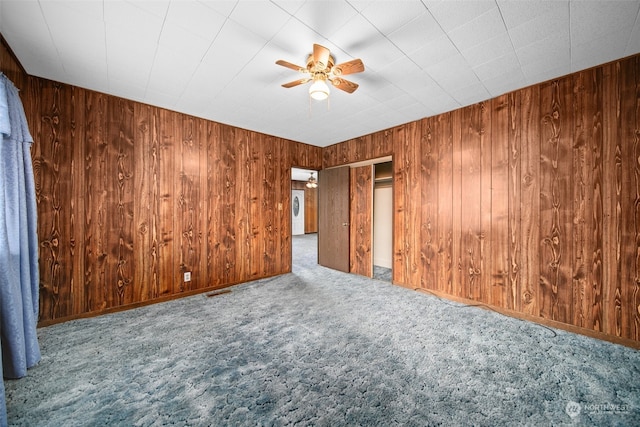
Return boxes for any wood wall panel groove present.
[451,109,463,299]
[590,68,604,333]
[508,91,522,312]
[481,100,493,306]
[421,118,437,290]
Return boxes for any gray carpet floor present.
[4,233,640,426]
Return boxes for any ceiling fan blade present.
[331,78,359,93]
[313,44,331,70]
[332,58,365,76]
[276,59,306,73]
[282,78,311,88]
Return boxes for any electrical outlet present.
[184,272,191,282]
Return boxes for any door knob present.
[342,222,349,226]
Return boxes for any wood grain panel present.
[572,70,594,329]
[393,123,422,287]
[82,90,108,313]
[490,96,509,308]
[632,56,640,342]
[507,91,522,312]
[35,82,75,319]
[631,57,640,341]
[451,109,463,298]
[207,121,224,287]
[589,68,604,333]
[197,118,209,289]
[291,141,322,170]
[619,56,639,339]
[259,135,274,277]
[435,113,453,294]
[134,104,155,301]
[221,124,238,284]
[235,128,251,281]
[279,138,292,273]
[370,129,395,159]
[421,118,437,290]
[602,62,621,337]
[108,98,135,306]
[67,87,86,316]
[158,109,176,296]
[519,86,541,316]
[322,144,338,169]
[350,165,373,277]
[460,104,483,301]
[323,127,394,169]
[539,80,573,322]
[176,116,202,291]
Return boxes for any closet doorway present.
[373,161,393,282]
[316,157,393,281]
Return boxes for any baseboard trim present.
[411,287,640,350]
[37,271,286,328]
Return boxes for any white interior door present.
[291,190,305,235]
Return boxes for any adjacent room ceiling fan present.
[276,44,365,101]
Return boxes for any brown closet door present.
[318,166,350,272]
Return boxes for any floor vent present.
[206,290,232,298]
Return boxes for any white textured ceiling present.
[1,0,639,147]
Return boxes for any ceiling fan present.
[276,44,365,100]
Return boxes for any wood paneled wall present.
[2,38,322,323]
[324,55,640,345]
[0,34,27,91]
[350,165,373,277]
[323,130,394,169]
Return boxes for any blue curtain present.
[0,73,41,425]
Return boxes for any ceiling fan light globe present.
[309,80,330,100]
